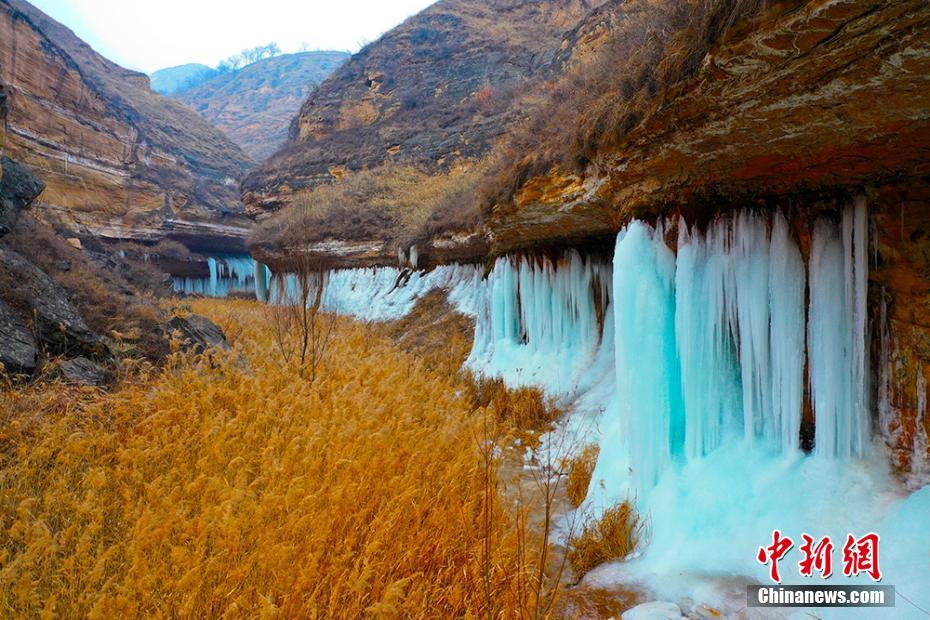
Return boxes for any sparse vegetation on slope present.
[173,51,349,160]
[241,0,608,214]
[479,0,771,210]
[249,159,487,260]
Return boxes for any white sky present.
[27,0,438,74]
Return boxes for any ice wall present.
[466,250,614,404]
[173,255,259,298]
[268,263,483,321]
[581,204,929,617]
[588,207,870,503]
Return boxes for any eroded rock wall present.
[0,0,255,252]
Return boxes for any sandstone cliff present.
[0,0,255,252]
[172,51,349,161]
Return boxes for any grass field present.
[0,299,637,618]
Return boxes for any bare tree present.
[266,255,337,383]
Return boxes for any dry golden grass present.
[564,445,600,509]
[567,501,642,578]
[0,299,556,618]
[465,375,562,442]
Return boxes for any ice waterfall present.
[466,250,614,403]
[267,264,483,321]
[596,204,870,500]
[173,255,261,298]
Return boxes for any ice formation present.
[263,200,928,616]
[581,204,927,618]
[466,250,615,406]
[267,263,483,321]
[173,255,260,297]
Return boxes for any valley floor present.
[0,299,633,618]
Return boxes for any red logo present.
[758,531,882,583]
[757,530,794,583]
[842,532,882,581]
[799,534,834,578]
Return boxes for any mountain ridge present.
[169,51,349,161]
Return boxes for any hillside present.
[150,63,216,94]
[242,0,606,215]
[172,51,349,161]
[242,0,607,270]
[0,0,255,251]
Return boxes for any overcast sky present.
[28,0,437,74]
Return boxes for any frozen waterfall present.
[593,205,870,501]
[466,250,615,403]
[173,255,261,298]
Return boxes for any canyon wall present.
[490,0,930,481]
[0,0,255,252]
[247,0,930,481]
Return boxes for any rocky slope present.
[0,0,255,252]
[241,0,607,216]
[171,51,349,161]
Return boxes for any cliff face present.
[492,0,930,253]
[0,0,255,252]
[241,0,606,216]
[487,0,930,481]
[172,52,349,161]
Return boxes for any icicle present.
[207,257,219,296]
[727,212,774,445]
[768,213,805,452]
[675,217,739,458]
[613,222,682,494]
[911,370,929,489]
[254,261,271,302]
[808,200,869,459]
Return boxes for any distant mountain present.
[169,51,349,161]
[150,63,216,94]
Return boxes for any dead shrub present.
[568,501,642,577]
[467,375,562,438]
[564,444,600,508]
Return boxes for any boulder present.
[168,314,231,354]
[0,247,100,356]
[0,156,45,237]
[0,297,37,375]
[57,357,106,387]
